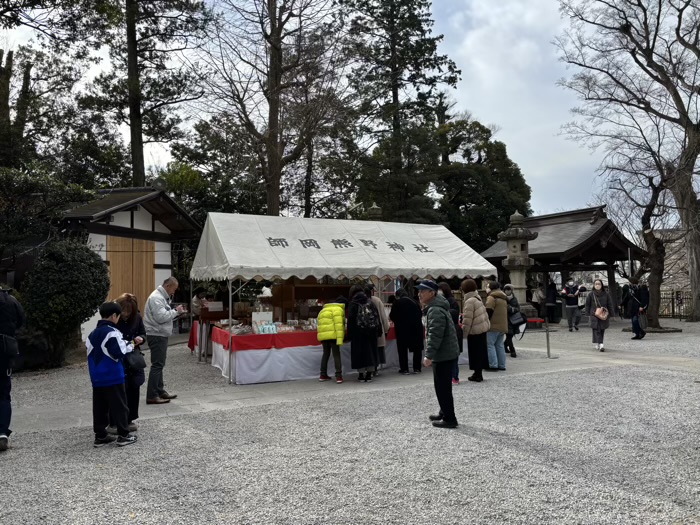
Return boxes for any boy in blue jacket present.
[87,302,138,447]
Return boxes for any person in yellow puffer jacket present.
[317,297,347,383]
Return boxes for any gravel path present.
[4,359,700,524]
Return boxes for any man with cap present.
[417,279,460,429]
[0,288,25,452]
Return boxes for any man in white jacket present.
[144,277,185,405]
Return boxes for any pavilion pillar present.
[498,211,538,317]
[607,266,619,318]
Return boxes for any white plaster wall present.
[112,210,130,228]
[81,310,101,341]
[155,269,171,287]
[155,242,171,266]
[133,207,152,231]
[154,220,170,233]
[87,233,108,261]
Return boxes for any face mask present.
[567,281,574,286]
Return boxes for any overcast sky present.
[433,0,603,215]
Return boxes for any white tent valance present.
[190,213,497,281]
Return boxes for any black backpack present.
[357,302,380,335]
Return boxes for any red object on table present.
[208,326,397,352]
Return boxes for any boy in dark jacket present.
[87,302,138,447]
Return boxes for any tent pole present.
[194,280,202,363]
[228,278,233,385]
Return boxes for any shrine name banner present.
[190,213,496,282]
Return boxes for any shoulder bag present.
[509,311,527,326]
[593,295,609,321]
[124,348,147,370]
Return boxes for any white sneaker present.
[599,344,605,352]
[0,434,8,451]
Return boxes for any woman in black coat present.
[347,285,379,382]
[438,283,463,383]
[114,293,147,430]
[389,288,424,374]
[624,283,649,340]
[503,284,520,358]
[585,279,613,351]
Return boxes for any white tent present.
[190,213,496,281]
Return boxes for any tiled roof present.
[481,206,644,263]
[62,188,200,236]
[63,189,155,220]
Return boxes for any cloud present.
[433,0,605,214]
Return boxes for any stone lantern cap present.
[497,210,538,242]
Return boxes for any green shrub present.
[22,240,110,367]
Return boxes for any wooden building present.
[61,188,201,337]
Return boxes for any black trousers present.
[398,342,423,372]
[432,359,457,423]
[108,382,141,426]
[505,333,515,353]
[93,384,129,438]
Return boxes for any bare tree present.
[583,106,686,327]
[556,0,700,320]
[193,0,343,216]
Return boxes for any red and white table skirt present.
[188,321,468,385]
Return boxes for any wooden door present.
[132,239,155,309]
[106,236,156,309]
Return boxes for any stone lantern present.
[366,202,383,221]
[498,211,538,315]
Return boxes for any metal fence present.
[658,290,693,319]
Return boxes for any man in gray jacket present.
[144,277,185,404]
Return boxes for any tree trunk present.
[642,231,665,329]
[638,176,666,329]
[265,0,282,216]
[0,50,14,168]
[668,143,700,321]
[0,50,32,169]
[304,140,313,218]
[435,97,450,166]
[126,0,145,187]
[12,61,32,158]
[388,1,403,206]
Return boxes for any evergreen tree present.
[339,0,460,221]
[435,121,532,252]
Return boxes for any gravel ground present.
[3,318,700,524]
[519,317,700,359]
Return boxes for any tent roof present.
[190,213,497,281]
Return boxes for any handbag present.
[638,311,648,330]
[593,295,609,321]
[124,350,147,370]
[509,311,526,326]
